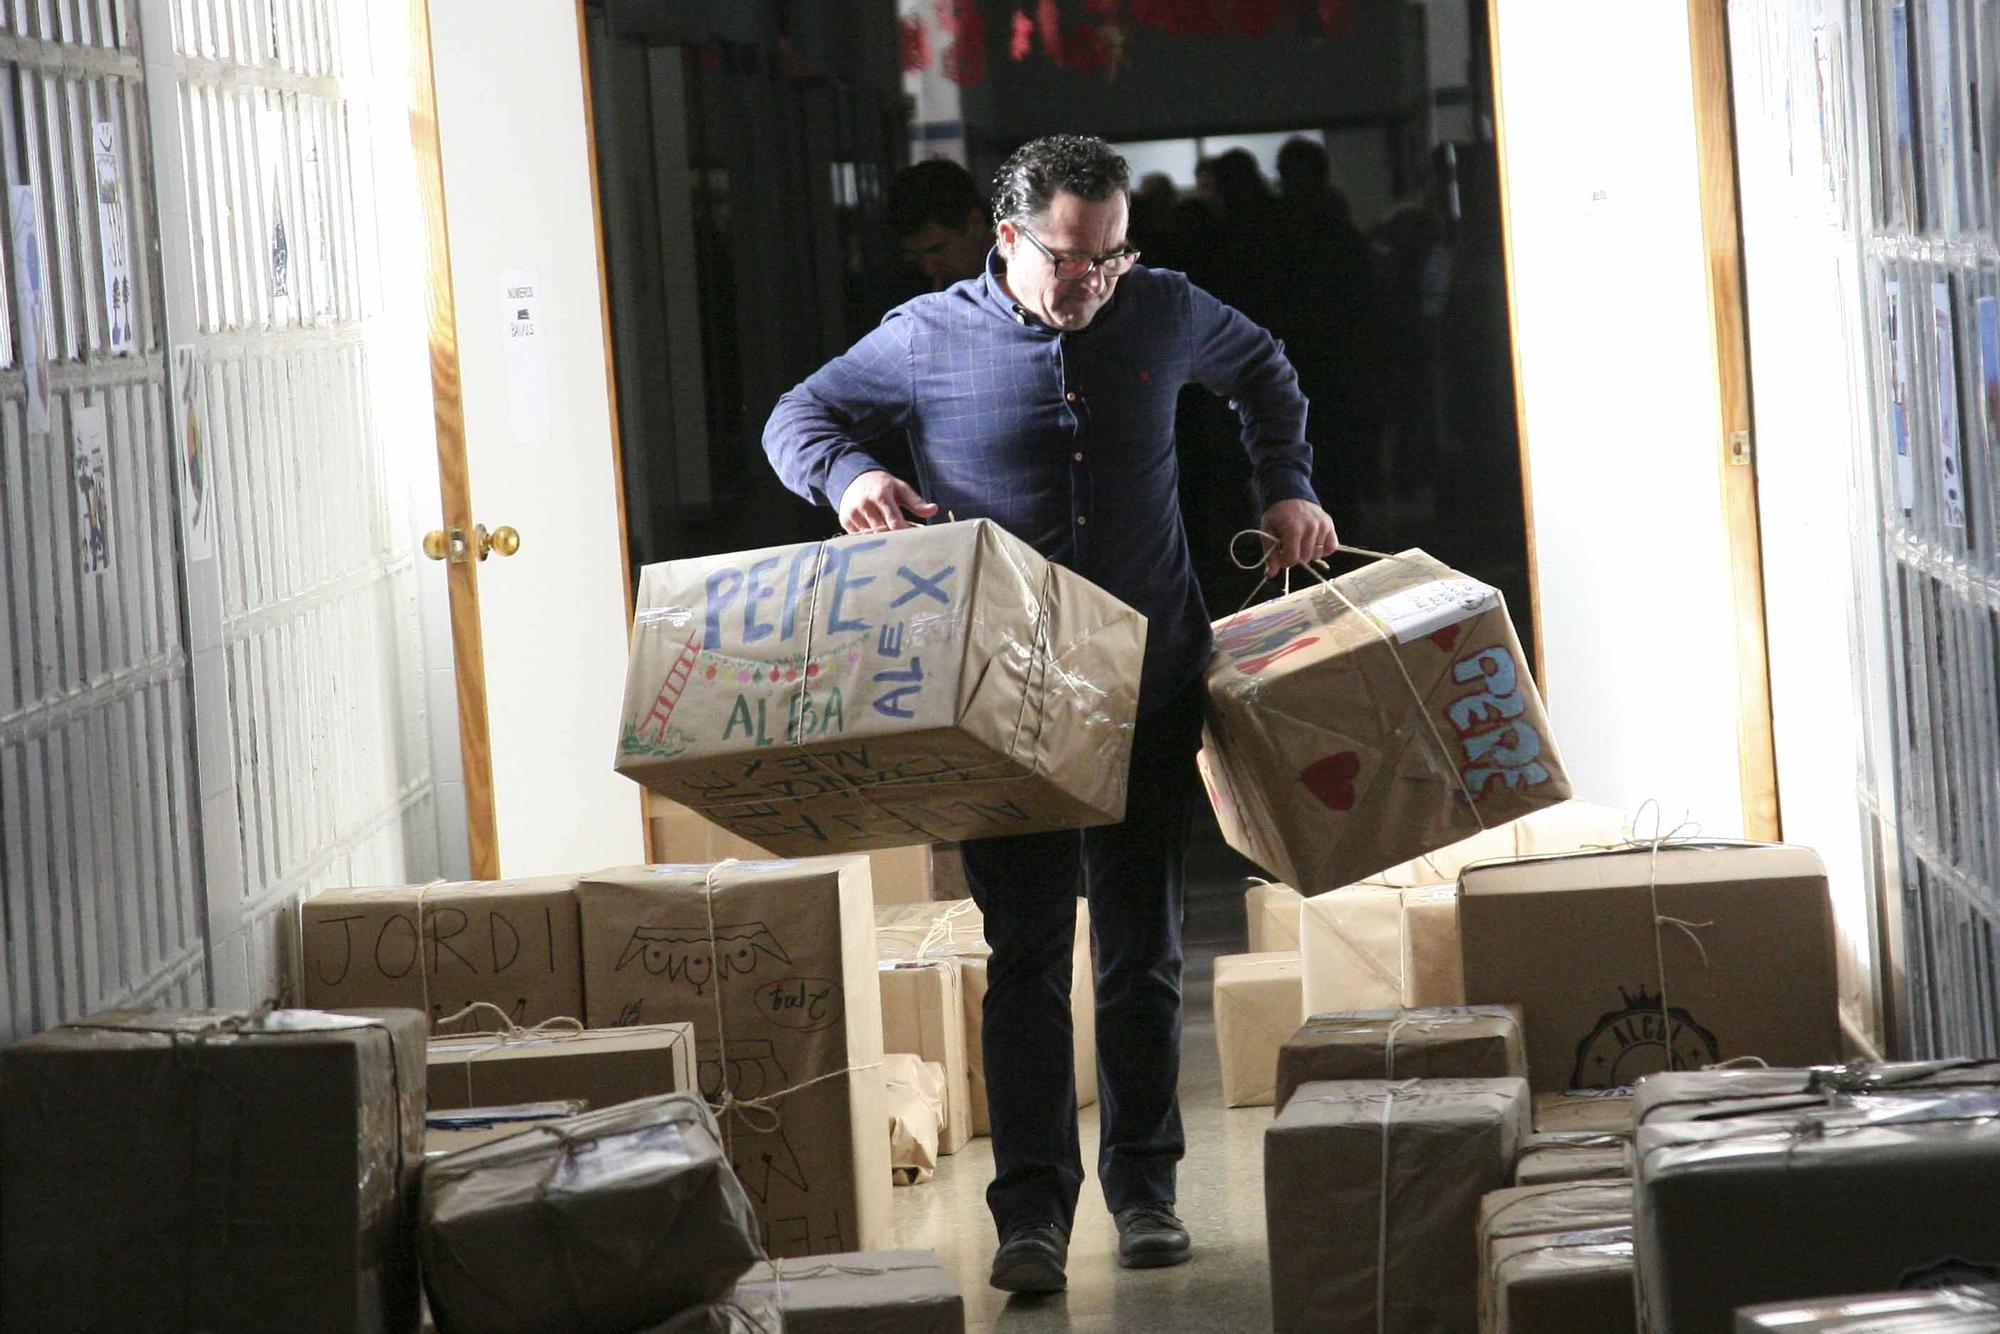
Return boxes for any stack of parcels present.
[883,1053,946,1186]
[299,876,584,1033]
[1633,1067,2000,1330]
[1476,1181,1636,1334]
[876,899,1097,1132]
[1735,1286,2000,1332]
[615,519,1147,854]
[1265,1077,1529,1332]
[426,1022,695,1110]
[2,1008,427,1332]
[420,1093,764,1334]
[1212,951,1304,1107]
[1273,1004,1525,1111]
[1460,842,1842,1090]
[578,858,891,1257]
[1518,1088,1637,1186]
[1200,550,1570,895]
[651,1250,965,1332]
[649,794,941,905]
[1293,799,1629,1015]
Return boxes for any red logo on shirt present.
[1138,370,1151,382]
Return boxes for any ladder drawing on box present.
[631,631,702,755]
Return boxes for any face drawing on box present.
[615,922,793,995]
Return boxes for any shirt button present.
[1076,514,1087,525]
[1065,391,1078,403]
[1073,452,1084,463]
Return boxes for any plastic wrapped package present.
[1734,1285,2000,1332]
[578,859,892,1256]
[1634,1058,2000,1126]
[1513,1131,1632,1185]
[1476,1181,1635,1332]
[419,1092,763,1334]
[1636,1089,2000,1331]
[1212,951,1304,1108]
[1274,1006,1524,1112]
[1199,549,1570,895]
[615,519,1146,854]
[1265,1077,1530,1333]
[651,1251,965,1333]
[1,1008,427,1333]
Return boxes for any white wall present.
[1491,2,1747,835]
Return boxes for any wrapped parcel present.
[1200,550,1570,894]
[616,520,1145,854]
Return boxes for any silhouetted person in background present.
[887,158,995,291]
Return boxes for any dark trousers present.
[958,677,1206,1236]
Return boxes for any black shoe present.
[990,1220,1070,1293]
[1115,1203,1192,1269]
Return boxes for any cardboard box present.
[420,1092,762,1334]
[651,795,940,904]
[300,878,583,1034]
[426,1022,695,1111]
[1735,1287,2000,1332]
[1478,1181,1635,1334]
[1265,1077,1529,1333]
[879,959,971,1153]
[1246,881,1305,952]
[577,859,891,1257]
[1633,1059,2000,1127]
[2,1009,426,1334]
[1532,1089,1635,1134]
[1299,884,1463,1015]
[1513,1132,1631,1185]
[424,1102,584,1159]
[1274,1005,1524,1111]
[1212,951,1304,1108]
[1635,1088,2000,1331]
[1200,550,1571,894]
[655,1250,965,1333]
[1460,844,1841,1091]
[616,520,1147,854]
[883,1053,945,1186]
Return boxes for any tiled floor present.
[891,833,1277,1333]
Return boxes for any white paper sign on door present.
[73,402,113,575]
[92,121,135,354]
[501,268,550,444]
[10,185,50,433]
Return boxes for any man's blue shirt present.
[762,249,1317,713]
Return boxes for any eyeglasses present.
[1015,226,1140,281]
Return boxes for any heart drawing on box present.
[1299,751,1362,812]
[1427,624,1462,652]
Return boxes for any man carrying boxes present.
[763,133,1337,1291]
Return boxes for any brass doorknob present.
[477,525,521,559]
[422,529,453,561]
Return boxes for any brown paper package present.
[1477,1181,1635,1334]
[1532,1088,1635,1134]
[1273,1005,1524,1112]
[1299,883,1465,1014]
[300,878,583,1033]
[2,1008,427,1334]
[649,795,939,904]
[1246,881,1305,953]
[1512,1131,1632,1185]
[577,858,891,1256]
[1264,1076,1530,1333]
[426,1022,695,1111]
[648,1249,965,1333]
[1460,843,1841,1091]
[616,519,1146,854]
[420,1092,763,1334]
[1212,951,1304,1107]
[880,959,971,1153]
[1200,549,1570,895]
[1636,1088,2000,1331]
[883,1053,946,1186]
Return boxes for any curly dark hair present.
[990,134,1131,228]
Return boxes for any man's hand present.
[1260,498,1338,576]
[838,470,939,534]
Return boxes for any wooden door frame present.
[1486,0,1782,842]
